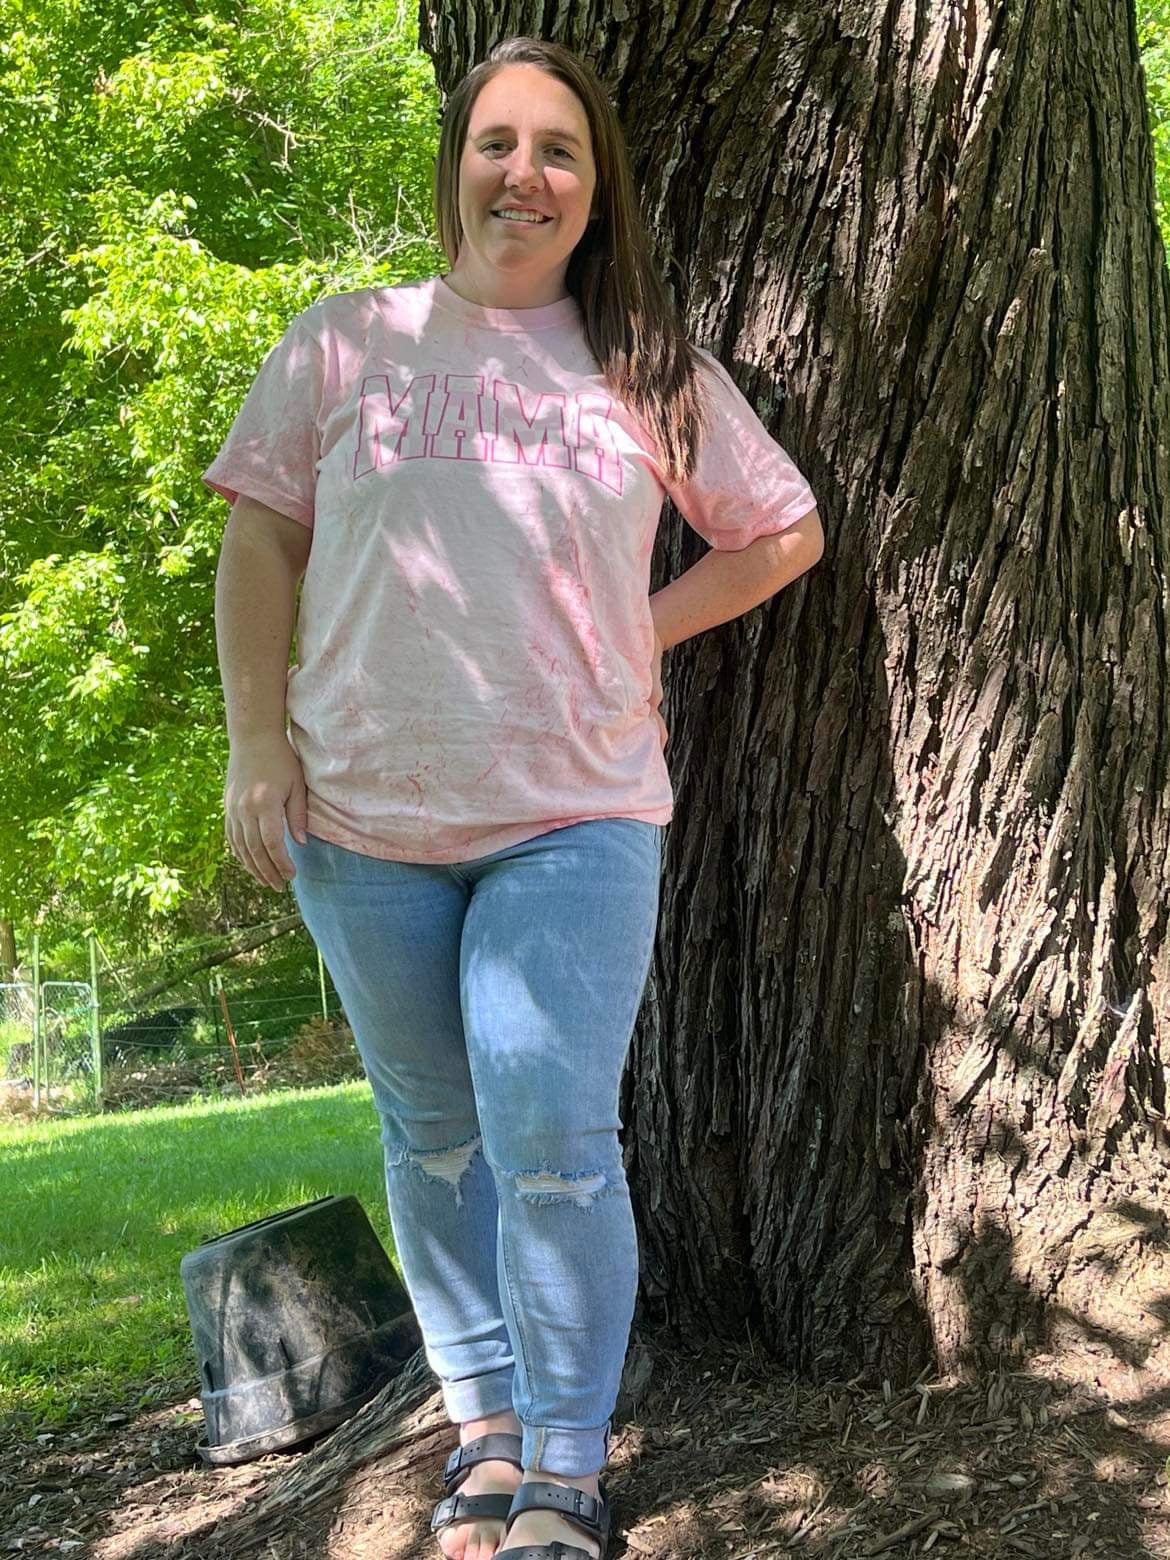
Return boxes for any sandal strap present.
[495,1545,599,1560]
[504,1479,610,1543]
[443,1432,524,1489]
[430,1489,515,1533]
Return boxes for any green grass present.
[0,1083,395,1435]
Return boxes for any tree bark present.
[419,0,1170,1396]
[0,917,16,981]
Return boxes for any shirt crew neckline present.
[430,273,582,332]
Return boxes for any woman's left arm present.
[649,507,824,653]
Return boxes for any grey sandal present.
[429,1431,524,1544]
[495,1476,611,1560]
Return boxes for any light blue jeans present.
[283,816,663,1476]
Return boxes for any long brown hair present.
[433,36,712,487]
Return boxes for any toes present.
[437,1528,464,1560]
[466,1523,500,1560]
[439,1520,504,1560]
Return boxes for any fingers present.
[224,743,306,891]
[246,813,298,889]
[226,813,297,891]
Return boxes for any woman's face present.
[454,64,598,290]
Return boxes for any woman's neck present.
[441,263,570,311]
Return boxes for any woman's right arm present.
[215,495,314,889]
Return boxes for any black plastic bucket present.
[180,1194,420,1465]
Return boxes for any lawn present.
[0,1083,395,1434]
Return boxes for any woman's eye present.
[481,142,573,158]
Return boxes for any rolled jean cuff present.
[441,1365,517,1425]
[524,1419,612,1476]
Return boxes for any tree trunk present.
[0,918,16,981]
[422,0,1170,1396]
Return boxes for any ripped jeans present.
[283,816,663,1476]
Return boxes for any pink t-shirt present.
[203,274,817,863]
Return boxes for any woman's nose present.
[503,146,543,185]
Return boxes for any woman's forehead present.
[469,67,589,134]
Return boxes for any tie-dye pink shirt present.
[203,274,817,863]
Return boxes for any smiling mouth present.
[491,210,552,224]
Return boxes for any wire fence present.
[0,919,349,1111]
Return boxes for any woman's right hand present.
[224,734,309,889]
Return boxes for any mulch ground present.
[2,1329,1169,1558]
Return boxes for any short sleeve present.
[201,312,325,529]
[662,348,818,551]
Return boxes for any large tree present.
[420,2,1170,1391]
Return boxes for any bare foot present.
[436,1411,524,1560]
[501,1469,602,1560]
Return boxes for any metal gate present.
[0,979,97,1106]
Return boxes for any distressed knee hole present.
[510,1167,611,1209]
[404,1134,482,1208]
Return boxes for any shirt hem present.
[302,804,674,864]
[708,490,818,551]
[202,471,315,529]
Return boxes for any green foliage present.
[1139,0,1170,240]
[0,0,443,953]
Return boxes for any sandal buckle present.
[430,1494,455,1531]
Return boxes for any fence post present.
[317,946,328,1022]
[214,972,246,1093]
[88,931,102,1109]
[32,930,41,1111]
[210,974,222,1049]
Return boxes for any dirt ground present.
[2,1328,1169,1559]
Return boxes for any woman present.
[207,35,822,1560]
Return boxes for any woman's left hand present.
[650,626,667,750]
